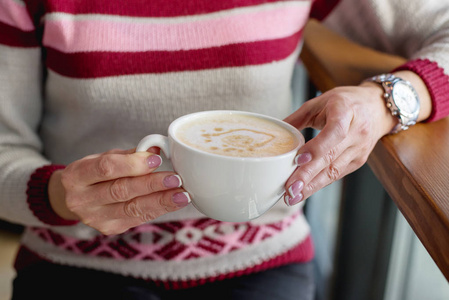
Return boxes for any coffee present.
[175,113,298,157]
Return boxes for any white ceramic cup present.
[136,110,304,222]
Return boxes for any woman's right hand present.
[48,148,190,235]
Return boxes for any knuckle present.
[140,212,158,223]
[154,194,172,214]
[305,182,316,195]
[123,199,143,218]
[354,155,369,168]
[159,194,176,212]
[109,179,130,202]
[323,147,338,165]
[96,156,115,178]
[358,120,371,137]
[333,119,349,139]
[145,176,161,193]
[326,164,341,181]
[123,199,159,223]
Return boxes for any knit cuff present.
[26,165,79,226]
[393,58,449,122]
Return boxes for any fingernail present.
[284,193,303,206]
[163,175,182,188]
[288,181,304,197]
[147,155,162,168]
[172,192,191,207]
[295,153,312,165]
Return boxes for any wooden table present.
[300,19,449,281]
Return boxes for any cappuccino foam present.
[175,113,298,157]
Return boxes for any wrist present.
[27,165,79,226]
[359,81,398,136]
[48,170,79,221]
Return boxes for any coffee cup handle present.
[136,134,171,159]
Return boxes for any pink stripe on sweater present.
[43,4,310,52]
[0,0,34,31]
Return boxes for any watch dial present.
[392,81,419,114]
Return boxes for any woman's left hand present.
[282,83,396,205]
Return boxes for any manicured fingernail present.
[288,181,303,197]
[163,175,182,188]
[172,192,191,207]
[147,155,162,168]
[295,153,312,165]
[284,193,303,206]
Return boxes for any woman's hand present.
[282,71,432,205]
[283,83,397,205]
[48,148,190,235]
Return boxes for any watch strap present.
[365,74,419,134]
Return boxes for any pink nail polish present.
[163,175,182,188]
[285,193,303,206]
[147,155,162,168]
[295,153,312,165]
[288,181,304,197]
[172,192,191,207]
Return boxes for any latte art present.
[175,113,298,157]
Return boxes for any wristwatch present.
[365,74,420,134]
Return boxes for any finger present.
[285,107,352,190]
[285,149,360,206]
[300,98,353,151]
[302,155,362,200]
[83,148,136,160]
[66,152,162,186]
[83,172,182,206]
[105,148,137,155]
[120,189,191,221]
[283,97,324,130]
[84,189,191,233]
[285,140,349,195]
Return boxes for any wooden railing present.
[300,19,449,281]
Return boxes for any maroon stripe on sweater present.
[0,21,39,47]
[45,0,302,17]
[45,29,303,78]
[310,0,341,20]
[27,165,79,226]
[394,59,449,122]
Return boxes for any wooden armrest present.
[300,19,406,89]
[300,19,449,280]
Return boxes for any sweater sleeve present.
[0,1,75,227]
[323,0,449,122]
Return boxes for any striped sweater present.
[1,0,449,289]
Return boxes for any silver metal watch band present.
[365,74,420,134]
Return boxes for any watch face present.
[392,81,419,115]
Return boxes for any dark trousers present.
[12,261,315,300]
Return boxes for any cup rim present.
[168,110,303,161]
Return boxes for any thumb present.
[284,98,322,131]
